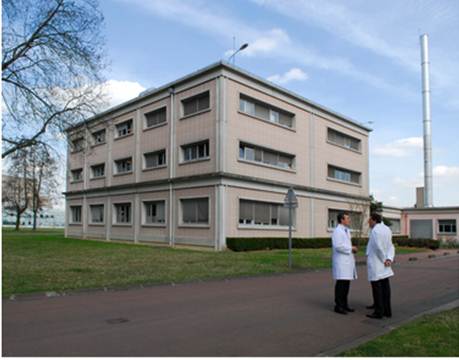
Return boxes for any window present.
[145,107,167,128]
[72,137,84,152]
[328,209,362,230]
[239,95,294,128]
[239,199,293,227]
[327,128,361,151]
[144,150,166,169]
[114,203,131,224]
[239,142,295,170]
[438,219,457,234]
[71,168,83,182]
[182,140,209,162]
[92,129,106,145]
[90,204,104,224]
[70,206,82,223]
[182,91,210,116]
[114,158,133,174]
[91,163,105,178]
[115,119,133,138]
[143,201,166,224]
[328,165,361,185]
[387,218,401,234]
[181,198,209,225]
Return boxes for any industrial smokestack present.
[420,34,433,207]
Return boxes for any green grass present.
[342,307,459,356]
[2,228,425,296]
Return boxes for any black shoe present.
[334,306,348,315]
[366,313,383,319]
[384,313,392,318]
[344,307,355,312]
[366,304,375,309]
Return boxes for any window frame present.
[181,91,211,118]
[178,196,210,228]
[238,197,296,229]
[70,168,83,183]
[327,128,362,153]
[71,137,85,153]
[142,200,167,226]
[438,219,457,234]
[327,208,363,232]
[69,205,82,224]
[327,164,361,186]
[113,157,133,175]
[90,163,105,179]
[112,202,133,226]
[238,141,296,172]
[115,119,133,139]
[91,129,106,146]
[143,106,167,130]
[180,140,210,164]
[143,149,167,170]
[89,204,105,225]
[238,93,295,130]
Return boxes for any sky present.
[97,0,459,208]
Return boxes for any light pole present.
[228,43,249,65]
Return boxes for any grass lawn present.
[341,307,459,356]
[2,228,426,296]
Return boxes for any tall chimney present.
[420,34,433,207]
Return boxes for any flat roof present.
[66,61,373,133]
[402,206,459,212]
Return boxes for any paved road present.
[3,253,459,356]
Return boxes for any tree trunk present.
[33,209,38,230]
[15,210,21,231]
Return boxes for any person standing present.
[332,212,358,315]
[366,213,395,319]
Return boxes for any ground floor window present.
[328,209,362,230]
[239,199,293,227]
[181,198,209,224]
[387,218,401,234]
[143,201,166,224]
[114,203,131,224]
[438,219,457,234]
[90,204,104,224]
[70,206,82,223]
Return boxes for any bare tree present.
[348,198,370,245]
[29,144,60,230]
[2,0,107,158]
[2,149,32,230]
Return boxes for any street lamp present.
[228,43,249,65]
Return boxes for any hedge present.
[226,235,440,252]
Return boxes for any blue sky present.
[98,0,459,207]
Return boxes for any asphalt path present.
[3,252,459,356]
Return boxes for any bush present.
[227,235,439,252]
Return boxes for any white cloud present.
[100,80,146,108]
[433,165,459,177]
[267,68,308,84]
[373,137,423,157]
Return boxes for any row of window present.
[70,197,376,232]
[70,198,208,226]
[71,92,361,157]
[71,140,361,185]
[71,92,211,152]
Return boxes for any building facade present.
[65,62,371,250]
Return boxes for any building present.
[64,61,371,250]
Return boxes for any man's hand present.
[384,259,392,267]
[352,246,358,254]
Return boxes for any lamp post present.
[228,43,249,65]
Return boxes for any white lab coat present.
[366,223,395,281]
[332,224,357,280]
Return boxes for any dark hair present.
[337,212,349,224]
[370,213,382,223]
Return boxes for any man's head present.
[337,212,351,227]
[368,212,382,228]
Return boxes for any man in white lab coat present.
[366,213,395,319]
[332,212,358,315]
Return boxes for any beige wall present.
[403,210,459,241]
[225,79,369,197]
[138,190,169,243]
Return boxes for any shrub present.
[226,235,439,252]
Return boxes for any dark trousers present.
[371,278,392,316]
[335,280,351,309]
